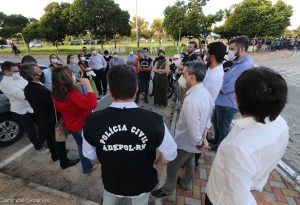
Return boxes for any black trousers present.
[205,194,213,205]
[11,112,43,150]
[93,69,107,95]
[135,78,150,103]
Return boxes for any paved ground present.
[0,50,299,204]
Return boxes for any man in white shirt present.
[82,65,177,205]
[151,62,213,198]
[206,67,289,205]
[0,61,48,154]
[89,48,107,96]
[195,42,227,167]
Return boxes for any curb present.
[277,160,300,192]
[0,172,99,205]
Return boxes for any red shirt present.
[54,91,97,132]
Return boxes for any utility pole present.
[136,0,140,48]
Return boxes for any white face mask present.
[70,59,76,64]
[51,58,58,64]
[92,50,97,55]
[130,51,134,55]
[178,75,186,89]
[113,54,118,58]
[80,57,86,61]
[227,50,237,61]
[12,72,21,80]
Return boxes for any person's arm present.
[182,99,203,145]
[152,61,158,73]
[223,144,257,205]
[163,61,170,74]
[82,135,100,165]
[101,55,107,68]
[0,82,26,100]
[155,124,177,171]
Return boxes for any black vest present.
[84,107,165,196]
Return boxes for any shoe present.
[51,155,58,162]
[144,99,149,103]
[151,187,171,198]
[60,158,80,169]
[177,178,190,192]
[149,93,154,97]
[37,147,50,155]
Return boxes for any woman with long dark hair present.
[52,66,97,174]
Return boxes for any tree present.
[151,18,164,45]
[295,26,300,38]
[130,16,152,39]
[0,14,29,39]
[223,0,293,38]
[38,2,71,52]
[163,0,224,46]
[69,0,130,49]
[22,20,41,51]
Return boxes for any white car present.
[29,42,42,48]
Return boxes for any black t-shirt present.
[182,53,198,64]
[138,57,153,80]
[104,55,113,70]
[83,107,164,196]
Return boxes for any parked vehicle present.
[0,40,9,49]
[82,39,95,45]
[29,42,42,48]
[69,40,80,45]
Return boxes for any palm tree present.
[151,18,164,46]
[130,16,150,38]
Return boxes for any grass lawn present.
[0,40,187,57]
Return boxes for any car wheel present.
[0,114,23,147]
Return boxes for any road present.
[254,53,300,174]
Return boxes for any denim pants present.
[69,131,93,174]
[103,189,150,205]
[212,105,238,146]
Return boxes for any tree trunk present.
[55,43,59,53]
[114,35,117,49]
[159,32,161,46]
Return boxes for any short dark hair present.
[230,36,249,51]
[21,55,37,64]
[104,50,109,55]
[143,47,149,52]
[185,61,206,82]
[207,42,227,63]
[235,67,287,123]
[189,41,198,49]
[1,61,17,72]
[20,63,38,81]
[107,65,137,100]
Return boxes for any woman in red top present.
[52,66,97,174]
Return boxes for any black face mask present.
[40,72,45,83]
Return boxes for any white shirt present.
[89,54,107,70]
[174,83,213,153]
[0,76,33,114]
[206,116,289,205]
[83,101,177,161]
[203,64,224,102]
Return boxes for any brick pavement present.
[160,152,300,205]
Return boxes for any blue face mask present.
[143,52,148,58]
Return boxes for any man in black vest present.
[20,62,79,169]
[83,64,177,205]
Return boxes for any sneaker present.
[177,178,190,192]
[37,147,49,155]
[151,187,171,198]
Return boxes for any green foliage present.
[22,20,41,43]
[0,14,29,39]
[223,0,293,38]
[151,18,163,45]
[130,16,152,38]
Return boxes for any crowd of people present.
[0,35,290,205]
[250,37,300,51]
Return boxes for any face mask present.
[70,59,76,64]
[113,54,118,58]
[143,52,148,58]
[92,50,97,55]
[130,51,134,55]
[12,72,20,80]
[80,57,86,61]
[178,75,186,89]
[51,58,58,64]
[227,50,237,61]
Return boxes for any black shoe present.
[60,158,80,169]
[51,155,58,162]
[177,178,190,192]
[151,187,171,198]
[144,99,149,103]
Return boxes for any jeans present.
[164,149,194,193]
[69,131,93,174]
[11,112,43,150]
[212,105,238,146]
[103,189,150,205]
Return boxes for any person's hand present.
[252,191,275,205]
[80,78,91,87]
[196,140,210,153]
[86,67,93,71]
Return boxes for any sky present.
[0,0,299,29]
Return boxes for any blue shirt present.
[42,67,52,91]
[215,54,254,110]
[127,55,136,71]
[109,57,125,68]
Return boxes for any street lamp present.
[136,0,140,48]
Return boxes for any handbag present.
[53,99,68,142]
